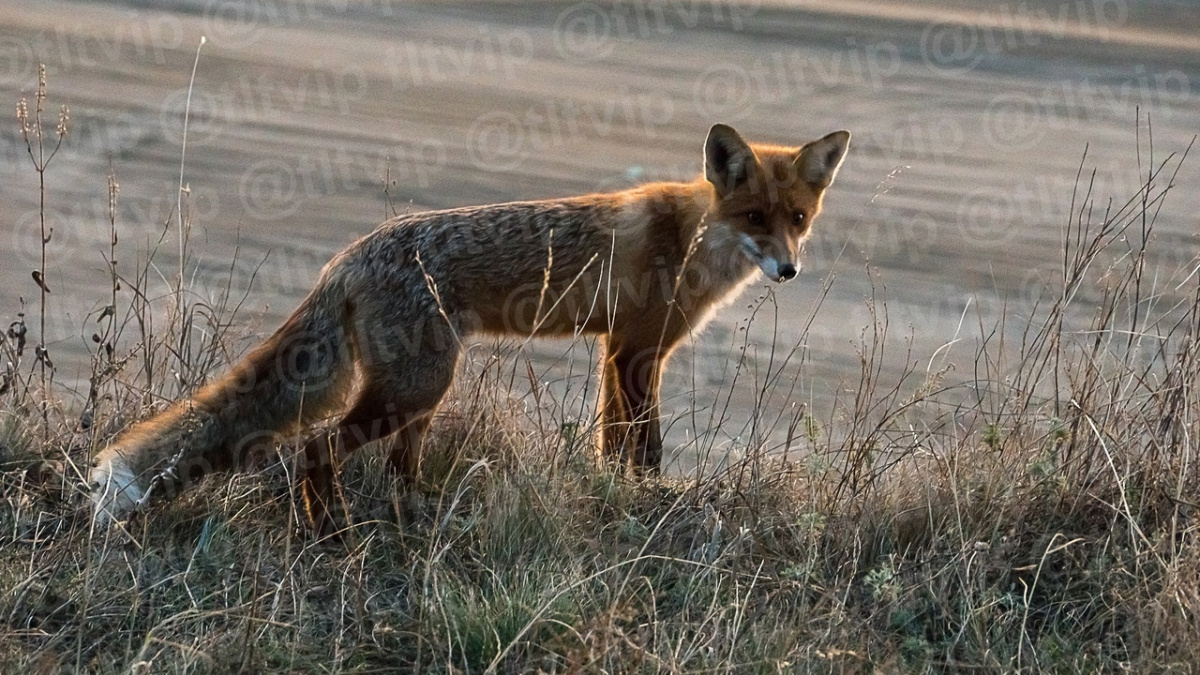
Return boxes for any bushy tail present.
[90,278,357,524]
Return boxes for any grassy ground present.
[1,77,1198,673]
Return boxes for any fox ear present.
[705,124,756,195]
[797,130,851,188]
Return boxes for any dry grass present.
[1,76,1198,672]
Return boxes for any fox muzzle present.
[738,233,798,283]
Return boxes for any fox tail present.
[90,276,357,525]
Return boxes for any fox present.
[89,123,850,535]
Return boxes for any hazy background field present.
[1,0,1197,468]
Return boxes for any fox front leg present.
[601,343,667,473]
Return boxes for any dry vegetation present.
[1,73,1198,673]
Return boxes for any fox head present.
[704,123,850,282]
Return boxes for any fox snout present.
[759,258,798,283]
[737,234,798,283]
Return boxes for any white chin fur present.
[90,456,142,526]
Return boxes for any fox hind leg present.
[301,349,458,536]
[387,413,434,480]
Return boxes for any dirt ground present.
[1,0,1197,469]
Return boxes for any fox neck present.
[638,179,761,318]
[675,179,759,289]
[692,216,759,291]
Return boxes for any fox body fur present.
[90,124,850,534]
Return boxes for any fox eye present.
[746,211,766,226]
[792,212,806,227]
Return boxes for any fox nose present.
[778,263,797,281]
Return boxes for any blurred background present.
[1,0,1197,468]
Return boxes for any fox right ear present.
[705,124,755,195]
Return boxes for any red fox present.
[90,123,850,534]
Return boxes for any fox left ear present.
[797,130,851,189]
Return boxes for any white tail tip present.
[90,456,142,526]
